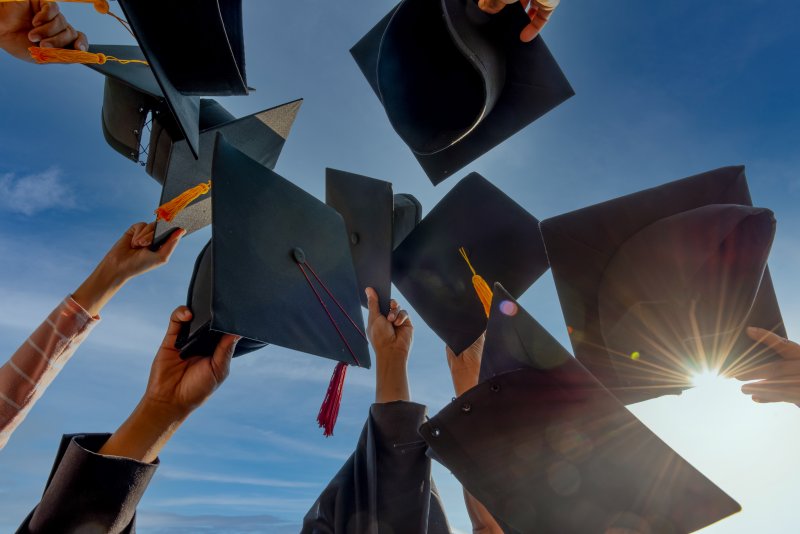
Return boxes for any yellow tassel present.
[459,247,493,318]
[28,46,147,65]
[155,181,212,222]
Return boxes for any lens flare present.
[692,368,728,388]
[499,300,518,316]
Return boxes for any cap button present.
[431,428,441,437]
[350,232,360,245]
[291,247,306,264]
[461,402,472,414]
[490,384,501,393]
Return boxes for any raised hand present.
[72,223,184,317]
[736,327,800,405]
[477,0,559,43]
[0,1,88,62]
[446,334,486,396]
[99,307,240,463]
[365,287,413,403]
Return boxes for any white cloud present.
[0,168,76,216]
[158,468,320,489]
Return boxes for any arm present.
[0,223,184,450]
[477,0,559,42]
[446,336,504,534]
[366,287,413,403]
[0,0,88,62]
[736,327,800,405]
[20,306,239,533]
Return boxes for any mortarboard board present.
[116,0,248,97]
[150,98,303,247]
[392,172,548,353]
[419,284,742,533]
[351,0,574,185]
[540,166,786,404]
[88,44,203,158]
[176,134,370,372]
[325,169,422,315]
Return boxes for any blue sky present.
[1,0,800,532]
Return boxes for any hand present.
[0,1,88,62]
[72,223,185,317]
[366,287,413,403]
[447,334,485,397]
[736,327,800,404]
[477,0,558,43]
[142,306,239,419]
[99,307,240,463]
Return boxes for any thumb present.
[365,287,381,322]
[156,228,186,263]
[210,334,239,385]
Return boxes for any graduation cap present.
[419,284,742,533]
[87,44,203,158]
[325,169,422,315]
[177,134,369,435]
[150,98,303,247]
[540,166,785,404]
[392,172,548,353]
[351,0,573,185]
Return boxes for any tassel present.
[29,46,147,65]
[318,362,348,437]
[459,247,493,318]
[155,181,212,222]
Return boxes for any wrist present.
[72,259,127,317]
[450,367,479,397]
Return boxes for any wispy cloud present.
[0,168,76,215]
[151,495,311,512]
[136,511,301,533]
[158,468,320,489]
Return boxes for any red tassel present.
[317,362,348,437]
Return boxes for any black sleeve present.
[302,401,451,534]
[16,433,159,534]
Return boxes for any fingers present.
[365,287,381,322]
[210,334,240,385]
[478,0,507,14]
[72,30,87,52]
[161,306,192,350]
[154,228,186,264]
[741,381,800,404]
[130,222,156,248]
[746,327,800,360]
[31,1,59,28]
[735,360,800,382]
[520,2,553,42]
[393,309,411,328]
[387,299,399,322]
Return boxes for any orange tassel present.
[459,247,493,318]
[318,362,348,437]
[155,181,212,222]
[28,46,147,65]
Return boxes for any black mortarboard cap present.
[325,169,422,315]
[88,44,202,158]
[420,284,741,533]
[176,134,370,369]
[392,172,548,353]
[351,0,574,185]
[540,166,785,404]
[117,0,248,96]
[150,98,303,247]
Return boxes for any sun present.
[691,368,729,389]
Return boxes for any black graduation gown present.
[302,401,451,534]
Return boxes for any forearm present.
[72,259,127,318]
[99,398,187,463]
[0,297,98,449]
[375,355,410,403]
